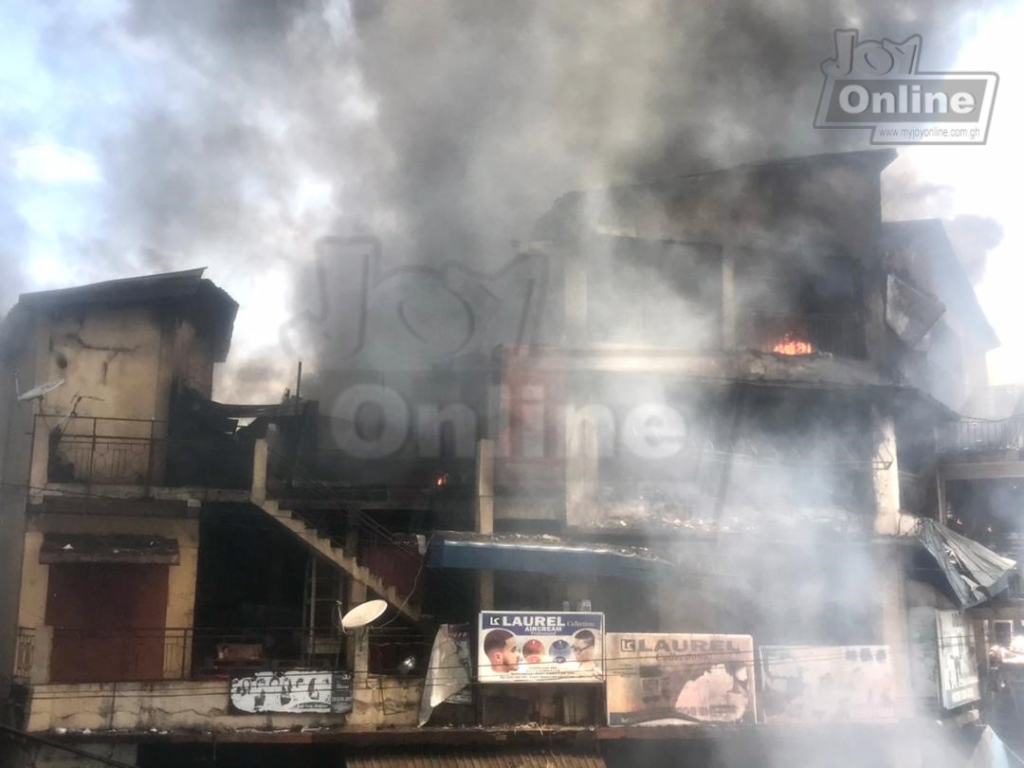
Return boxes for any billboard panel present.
[230,670,352,714]
[759,646,895,722]
[477,612,604,683]
[936,610,980,709]
[605,633,755,725]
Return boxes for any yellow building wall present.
[24,675,423,733]
[17,513,200,681]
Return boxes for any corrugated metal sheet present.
[346,748,606,768]
[917,518,1017,608]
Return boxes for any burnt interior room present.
[946,478,1024,558]
[735,251,865,357]
[192,503,310,670]
[594,382,876,522]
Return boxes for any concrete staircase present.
[250,440,422,623]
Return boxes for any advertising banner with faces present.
[605,633,756,725]
[478,612,605,683]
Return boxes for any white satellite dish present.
[341,599,388,631]
[17,378,65,403]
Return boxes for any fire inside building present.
[1,149,1022,767]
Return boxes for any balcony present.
[16,625,424,733]
[16,626,349,684]
[938,416,1024,457]
[34,415,255,492]
[738,312,865,359]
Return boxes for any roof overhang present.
[40,533,180,565]
[428,532,671,580]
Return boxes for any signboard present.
[936,610,980,709]
[478,612,604,683]
[759,646,895,722]
[330,671,354,714]
[445,624,474,705]
[605,633,755,725]
[230,670,352,714]
[909,608,980,709]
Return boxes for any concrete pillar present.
[347,579,368,676]
[476,439,494,535]
[565,405,600,529]
[872,404,903,536]
[28,420,49,502]
[973,619,989,700]
[251,438,269,504]
[563,248,587,346]
[877,546,913,718]
[476,438,495,610]
[478,570,495,611]
[935,469,947,523]
[721,248,736,350]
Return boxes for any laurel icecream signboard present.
[478,611,605,684]
[605,633,756,725]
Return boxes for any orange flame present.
[772,334,814,356]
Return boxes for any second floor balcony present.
[34,414,256,492]
[938,416,1024,458]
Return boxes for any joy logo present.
[821,30,920,79]
[281,236,549,369]
[814,29,997,145]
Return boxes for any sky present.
[1,0,1023,402]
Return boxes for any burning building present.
[0,149,1015,767]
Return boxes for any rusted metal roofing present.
[345,749,607,768]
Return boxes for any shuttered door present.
[46,563,169,683]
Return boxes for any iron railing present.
[19,626,349,684]
[938,416,1024,456]
[739,312,865,359]
[38,415,255,488]
[14,627,34,681]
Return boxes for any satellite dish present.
[17,378,65,403]
[341,599,388,631]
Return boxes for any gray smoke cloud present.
[5,0,1007,401]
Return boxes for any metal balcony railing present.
[38,415,255,489]
[739,312,865,359]
[937,416,1024,456]
[14,627,34,681]
[18,626,349,684]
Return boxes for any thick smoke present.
[5,0,1010,399]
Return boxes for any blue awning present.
[428,532,671,580]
